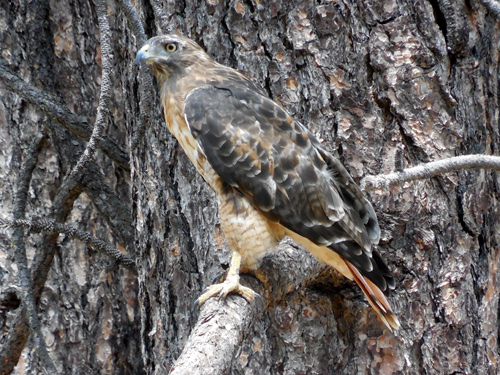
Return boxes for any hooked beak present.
[136,44,151,65]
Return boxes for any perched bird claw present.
[197,273,256,305]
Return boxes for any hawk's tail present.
[284,230,399,330]
[344,260,400,331]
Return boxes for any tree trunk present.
[1,1,499,374]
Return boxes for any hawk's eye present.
[165,43,177,52]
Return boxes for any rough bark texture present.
[0,0,499,374]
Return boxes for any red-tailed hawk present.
[136,34,399,330]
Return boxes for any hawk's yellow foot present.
[197,251,256,305]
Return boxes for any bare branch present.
[69,0,114,179]
[0,61,129,170]
[12,132,46,224]
[478,0,500,18]
[1,217,137,273]
[0,177,84,375]
[131,58,156,149]
[131,69,156,149]
[170,297,260,375]
[0,123,87,375]
[116,0,156,149]
[169,242,334,375]
[361,154,500,190]
[10,133,57,374]
[117,0,147,45]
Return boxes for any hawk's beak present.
[136,44,150,65]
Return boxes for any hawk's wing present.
[184,83,393,293]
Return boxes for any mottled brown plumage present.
[137,34,399,330]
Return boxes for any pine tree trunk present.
[0,1,499,374]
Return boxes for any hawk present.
[136,35,399,330]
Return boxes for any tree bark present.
[0,1,499,374]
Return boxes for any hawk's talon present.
[197,276,256,305]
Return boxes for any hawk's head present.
[136,34,210,80]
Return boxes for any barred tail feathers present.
[344,260,400,330]
[285,230,399,330]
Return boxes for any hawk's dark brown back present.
[185,81,394,294]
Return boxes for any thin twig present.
[69,0,114,179]
[478,0,500,18]
[10,133,57,373]
[0,165,84,375]
[1,217,137,272]
[0,200,84,375]
[115,0,156,149]
[361,154,500,190]
[0,61,129,170]
[131,70,156,149]
[117,0,147,45]
[0,129,87,375]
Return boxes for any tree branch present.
[0,181,82,375]
[117,0,147,45]
[361,154,500,190]
[0,217,137,272]
[116,0,156,149]
[69,0,114,179]
[8,133,57,374]
[1,18,137,364]
[169,297,260,375]
[0,61,129,171]
[0,166,84,375]
[169,242,336,374]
